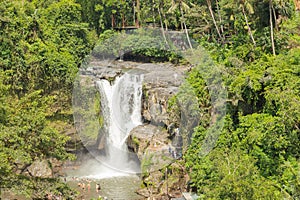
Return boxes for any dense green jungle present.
[0,0,300,199]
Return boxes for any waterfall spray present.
[97,72,143,173]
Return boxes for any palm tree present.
[269,0,275,55]
[157,1,169,46]
[132,0,139,27]
[239,0,256,46]
[269,0,297,55]
[168,0,193,50]
[206,0,224,42]
[215,0,224,35]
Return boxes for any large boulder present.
[138,63,185,127]
[136,161,189,199]
[127,124,156,159]
[127,124,173,172]
[27,160,53,178]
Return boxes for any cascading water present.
[96,72,143,173]
[65,71,144,199]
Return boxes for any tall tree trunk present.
[151,0,156,27]
[158,6,169,47]
[133,0,136,26]
[111,14,115,28]
[241,5,256,46]
[179,4,184,31]
[216,0,224,35]
[180,5,193,50]
[136,0,140,27]
[183,20,193,50]
[161,1,168,31]
[206,0,223,42]
[121,0,125,28]
[269,0,276,55]
[122,13,125,28]
[272,6,278,31]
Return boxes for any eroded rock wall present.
[139,63,184,127]
[77,59,190,198]
[125,62,191,199]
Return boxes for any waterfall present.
[96,72,143,173]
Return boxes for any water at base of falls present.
[65,158,135,179]
[64,173,142,200]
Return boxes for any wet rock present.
[127,124,155,159]
[80,60,123,83]
[27,160,52,178]
[137,171,164,197]
[139,63,185,127]
[136,161,189,199]
[127,124,177,175]
[49,158,63,177]
[127,124,189,198]
[127,124,171,159]
[136,187,151,197]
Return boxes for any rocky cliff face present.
[137,63,184,127]
[77,59,190,198]
[82,60,186,129]
[123,62,190,199]
[127,124,172,171]
[76,59,187,149]
[127,124,190,199]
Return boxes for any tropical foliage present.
[0,0,299,198]
[0,0,94,197]
[184,13,300,200]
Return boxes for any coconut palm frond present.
[181,1,190,12]
[168,3,178,13]
[245,1,254,14]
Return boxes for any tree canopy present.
[0,0,94,197]
[0,0,299,198]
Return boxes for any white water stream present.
[96,72,143,174]
[65,72,144,200]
